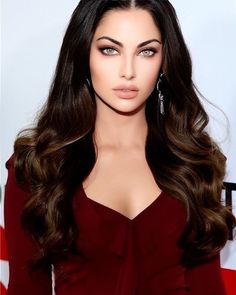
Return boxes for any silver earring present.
[86,78,91,88]
[156,73,165,115]
[159,93,165,115]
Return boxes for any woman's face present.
[89,8,163,114]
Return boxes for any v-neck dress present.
[4,157,227,295]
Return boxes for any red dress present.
[4,157,227,295]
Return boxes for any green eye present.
[140,49,157,57]
[99,47,118,55]
[99,47,157,57]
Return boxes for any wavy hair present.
[13,0,235,269]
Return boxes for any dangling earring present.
[86,78,91,88]
[156,73,165,115]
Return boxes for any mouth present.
[113,85,139,91]
[113,89,139,99]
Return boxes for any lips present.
[113,84,139,99]
[113,84,139,91]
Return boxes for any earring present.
[86,78,91,88]
[156,73,165,115]
[159,92,165,115]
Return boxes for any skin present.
[89,8,163,146]
[84,8,163,219]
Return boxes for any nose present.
[119,55,136,80]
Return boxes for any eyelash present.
[98,46,157,57]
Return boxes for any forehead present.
[93,8,162,42]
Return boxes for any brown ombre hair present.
[13,0,235,269]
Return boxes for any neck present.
[93,102,148,150]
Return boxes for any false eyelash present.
[99,47,117,55]
[141,48,158,55]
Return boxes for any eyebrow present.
[96,36,162,47]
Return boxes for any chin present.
[110,102,146,115]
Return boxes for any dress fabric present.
[4,157,227,295]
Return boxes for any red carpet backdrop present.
[1,0,236,294]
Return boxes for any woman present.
[4,0,235,294]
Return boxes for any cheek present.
[141,64,161,91]
[139,52,162,88]
[90,54,113,88]
[90,54,100,81]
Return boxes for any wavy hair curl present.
[13,0,235,268]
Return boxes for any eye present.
[99,47,118,56]
[140,48,157,57]
[98,46,157,57]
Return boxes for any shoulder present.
[5,154,30,200]
[5,154,15,170]
[5,154,17,187]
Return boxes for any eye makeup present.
[98,46,158,57]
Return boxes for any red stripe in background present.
[222,268,236,295]
[0,226,7,294]
[0,226,8,261]
[0,282,7,295]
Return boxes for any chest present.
[82,151,161,220]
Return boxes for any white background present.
[1,0,236,288]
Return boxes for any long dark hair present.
[13,0,235,269]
